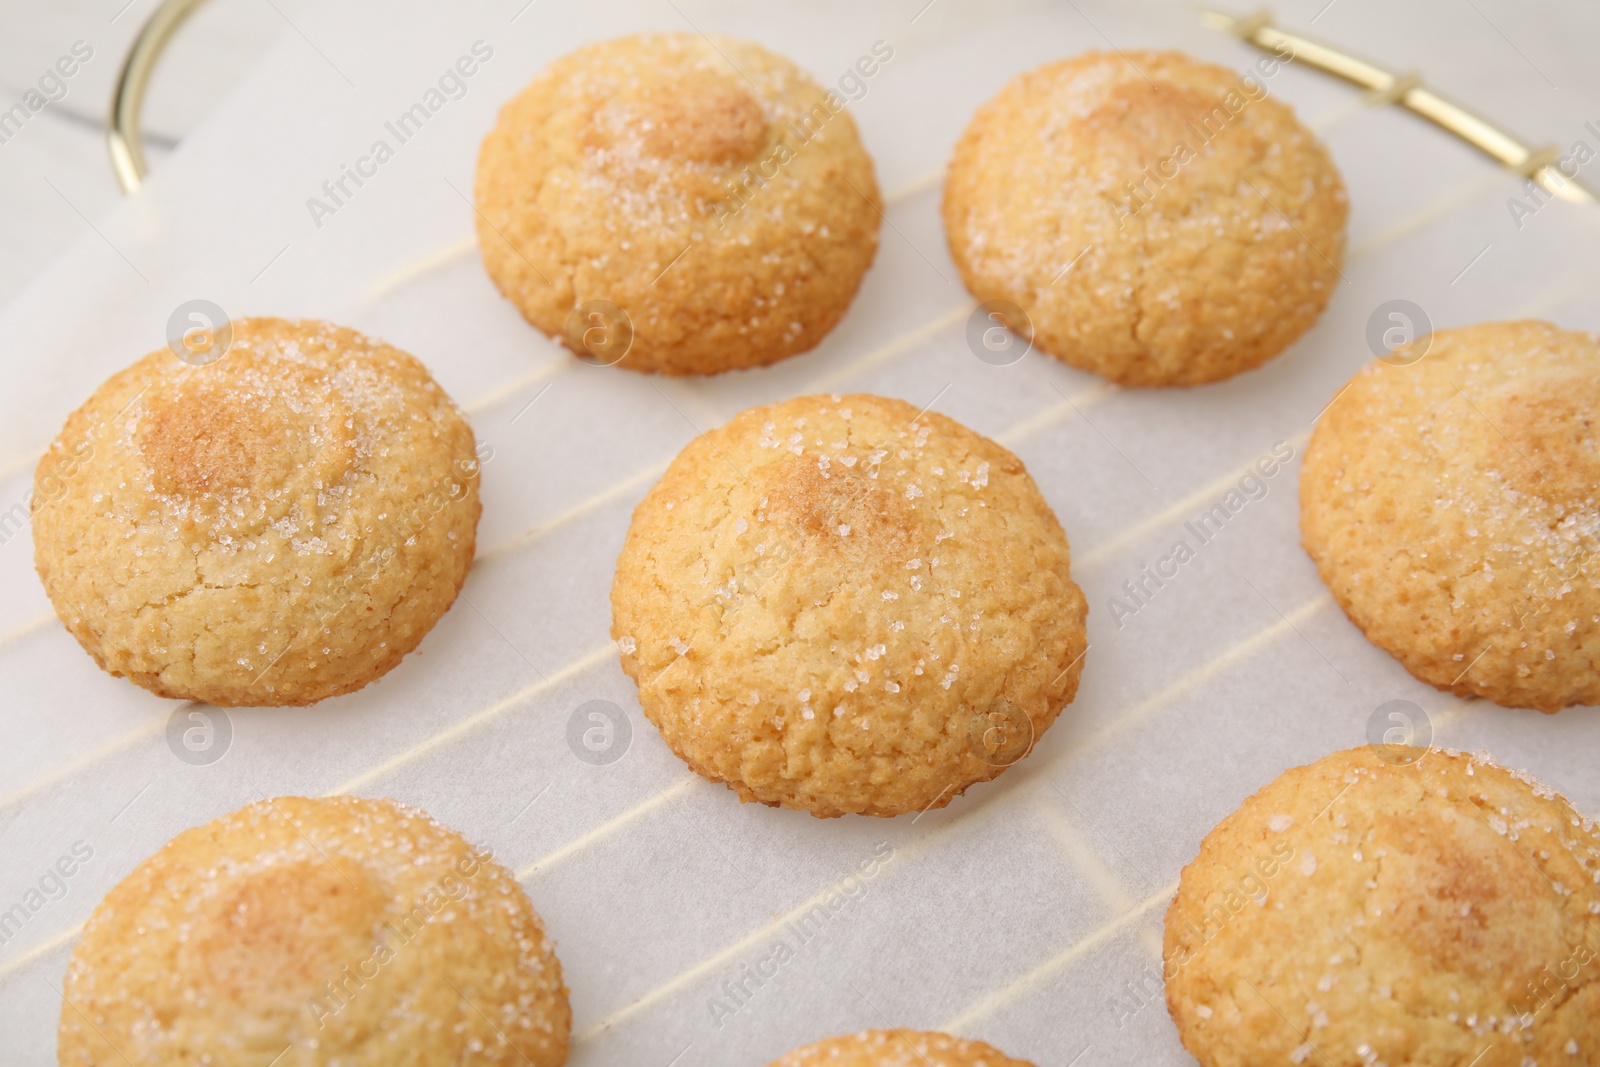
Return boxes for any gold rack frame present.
[107,0,211,192]
[1199,5,1597,204]
[109,1,1598,205]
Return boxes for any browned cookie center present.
[137,374,359,523]
[182,858,388,1007]
[1366,804,1567,1001]
[1089,80,1224,161]
[760,452,916,553]
[620,70,768,165]
[1486,373,1600,507]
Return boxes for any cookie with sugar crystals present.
[1301,320,1600,712]
[943,49,1347,386]
[59,795,570,1067]
[475,32,881,375]
[32,317,480,706]
[610,393,1088,818]
[1165,745,1600,1067]
[767,1030,1037,1066]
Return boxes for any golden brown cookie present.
[32,317,480,706]
[59,795,570,1066]
[610,394,1088,818]
[943,50,1347,386]
[767,1030,1036,1066]
[1301,320,1600,712]
[475,33,881,376]
[1165,746,1600,1067]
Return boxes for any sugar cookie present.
[1166,745,1600,1066]
[944,50,1347,386]
[32,317,479,706]
[475,33,881,375]
[610,393,1087,817]
[1301,320,1600,712]
[59,795,569,1066]
[768,1030,1036,1066]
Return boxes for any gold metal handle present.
[111,2,1593,207]
[108,0,211,193]
[1199,6,1597,204]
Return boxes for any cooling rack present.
[2,0,1599,1063]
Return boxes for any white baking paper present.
[2,0,1598,1063]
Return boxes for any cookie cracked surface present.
[943,50,1347,386]
[32,317,480,706]
[610,394,1088,818]
[59,795,570,1067]
[1301,320,1600,712]
[475,32,881,376]
[1165,746,1600,1067]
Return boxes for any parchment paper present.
[2,0,1599,1062]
